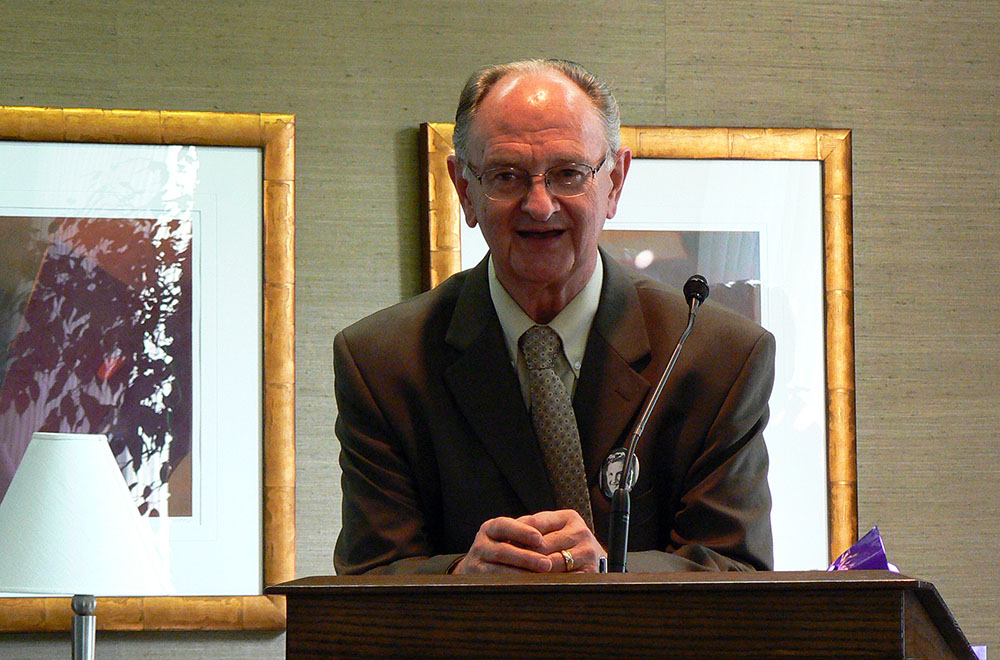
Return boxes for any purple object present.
[827,526,899,572]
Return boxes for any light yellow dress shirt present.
[488,256,604,409]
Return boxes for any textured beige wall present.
[1,0,997,656]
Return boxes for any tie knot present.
[519,325,562,371]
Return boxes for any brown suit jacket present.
[333,251,774,574]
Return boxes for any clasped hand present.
[452,509,605,574]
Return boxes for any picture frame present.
[0,106,295,631]
[420,123,856,566]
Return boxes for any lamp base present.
[72,595,96,660]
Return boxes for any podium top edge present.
[266,569,917,595]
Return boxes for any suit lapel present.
[574,252,652,483]
[443,259,557,514]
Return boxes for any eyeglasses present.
[465,156,608,201]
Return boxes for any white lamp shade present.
[0,432,173,596]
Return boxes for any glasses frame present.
[465,155,608,201]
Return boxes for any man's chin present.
[508,259,580,290]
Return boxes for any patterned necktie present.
[519,324,594,530]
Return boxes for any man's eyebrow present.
[480,158,522,169]
[482,153,591,169]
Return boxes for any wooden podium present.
[267,570,976,659]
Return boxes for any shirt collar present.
[488,255,603,376]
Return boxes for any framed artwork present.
[0,107,295,631]
[421,123,856,569]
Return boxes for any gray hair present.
[452,58,621,163]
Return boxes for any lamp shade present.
[0,432,172,596]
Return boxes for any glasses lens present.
[546,164,591,196]
[480,168,526,200]
[482,167,529,200]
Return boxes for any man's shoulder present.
[338,269,471,344]
[625,270,770,346]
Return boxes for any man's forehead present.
[484,69,583,109]
[466,70,603,157]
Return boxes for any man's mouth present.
[517,229,565,239]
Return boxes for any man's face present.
[449,71,630,305]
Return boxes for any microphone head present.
[683,274,710,307]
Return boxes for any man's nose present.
[520,174,559,221]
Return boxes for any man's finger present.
[481,516,546,549]
[477,542,553,573]
[516,509,580,535]
[450,517,554,575]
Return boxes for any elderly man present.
[334,59,774,575]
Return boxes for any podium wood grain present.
[268,571,976,659]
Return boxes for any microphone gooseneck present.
[606,275,710,573]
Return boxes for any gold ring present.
[560,549,575,572]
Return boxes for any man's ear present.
[447,155,478,228]
[604,147,632,220]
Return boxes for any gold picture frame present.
[420,122,857,563]
[0,106,295,631]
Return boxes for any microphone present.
[606,274,709,572]
[683,274,710,306]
